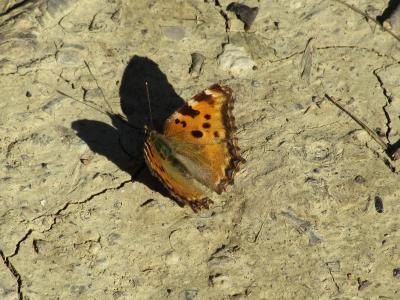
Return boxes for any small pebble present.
[374,196,384,213]
[189,52,205,77]
[218,44,255,76]
[293,103,304,110]
[393,268,400,278]
[354,175,366,183]
[227,2,259,31]
[182,289,198,300]
[357,277,370,291]
[374,127,386,137]
[56,49,84,66]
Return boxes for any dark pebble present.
[393,268,400,278]
[374,196,384,213]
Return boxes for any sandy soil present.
[2,0,400,299]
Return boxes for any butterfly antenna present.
[145,82,154,129]
[84,60,114,114]
[83,60,138,128]
[56,89,108,116]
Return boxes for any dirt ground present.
[2,0,400,299]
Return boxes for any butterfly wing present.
[164,84,245,194]
[144,130,212,212]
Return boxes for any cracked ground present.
[2,0,400,299]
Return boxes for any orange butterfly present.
[144,84,245,212]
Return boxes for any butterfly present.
[144,84,245,212]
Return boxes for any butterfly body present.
[144,84,245,212]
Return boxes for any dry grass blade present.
[334,0,400,42]
[324,94,388,151]
[300,37,314,84]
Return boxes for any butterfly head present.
[144,126,173,162]
[144,124,155,142]
[144,124,150,134]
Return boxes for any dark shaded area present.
[72,56,185,203]
[393,268,400,278]
[386,138,400,160]
[227,2,259,31]
[376,0,400,24]
[119,56,184,131]
[0,0,38,17]
[374,196,384,213]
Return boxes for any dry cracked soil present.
[2,0,400,299]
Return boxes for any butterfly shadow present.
[71,56,185,204]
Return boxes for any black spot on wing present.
[202,122,211,128]
[214,131,219,138]
[179,104,200,118]
[205,114,211,120]
[193,91,214,104]
[191,130,203,138]
[181,121,187,128]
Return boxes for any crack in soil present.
[0,249,23,300]
[367,145,396,172]
[42,178,133,232]
[326,262,340,293]
[373,67,393,142]
[0,177,132,299]
[317,45,391,58]
[212,0,230,57]
[0,229,35,299]
[269,44,392,64]
[0,169,142,299]
[8,229,33,258]
[269,50,304,63]
[213,0,229,33]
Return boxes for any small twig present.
[324,94,400,160]
[325,94,388,150]
[334,0,400,43]
[253,220,265,243]
[326,263,340,293]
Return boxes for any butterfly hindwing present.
[144,131,213,212]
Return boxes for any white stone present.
[218,44,255,76]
